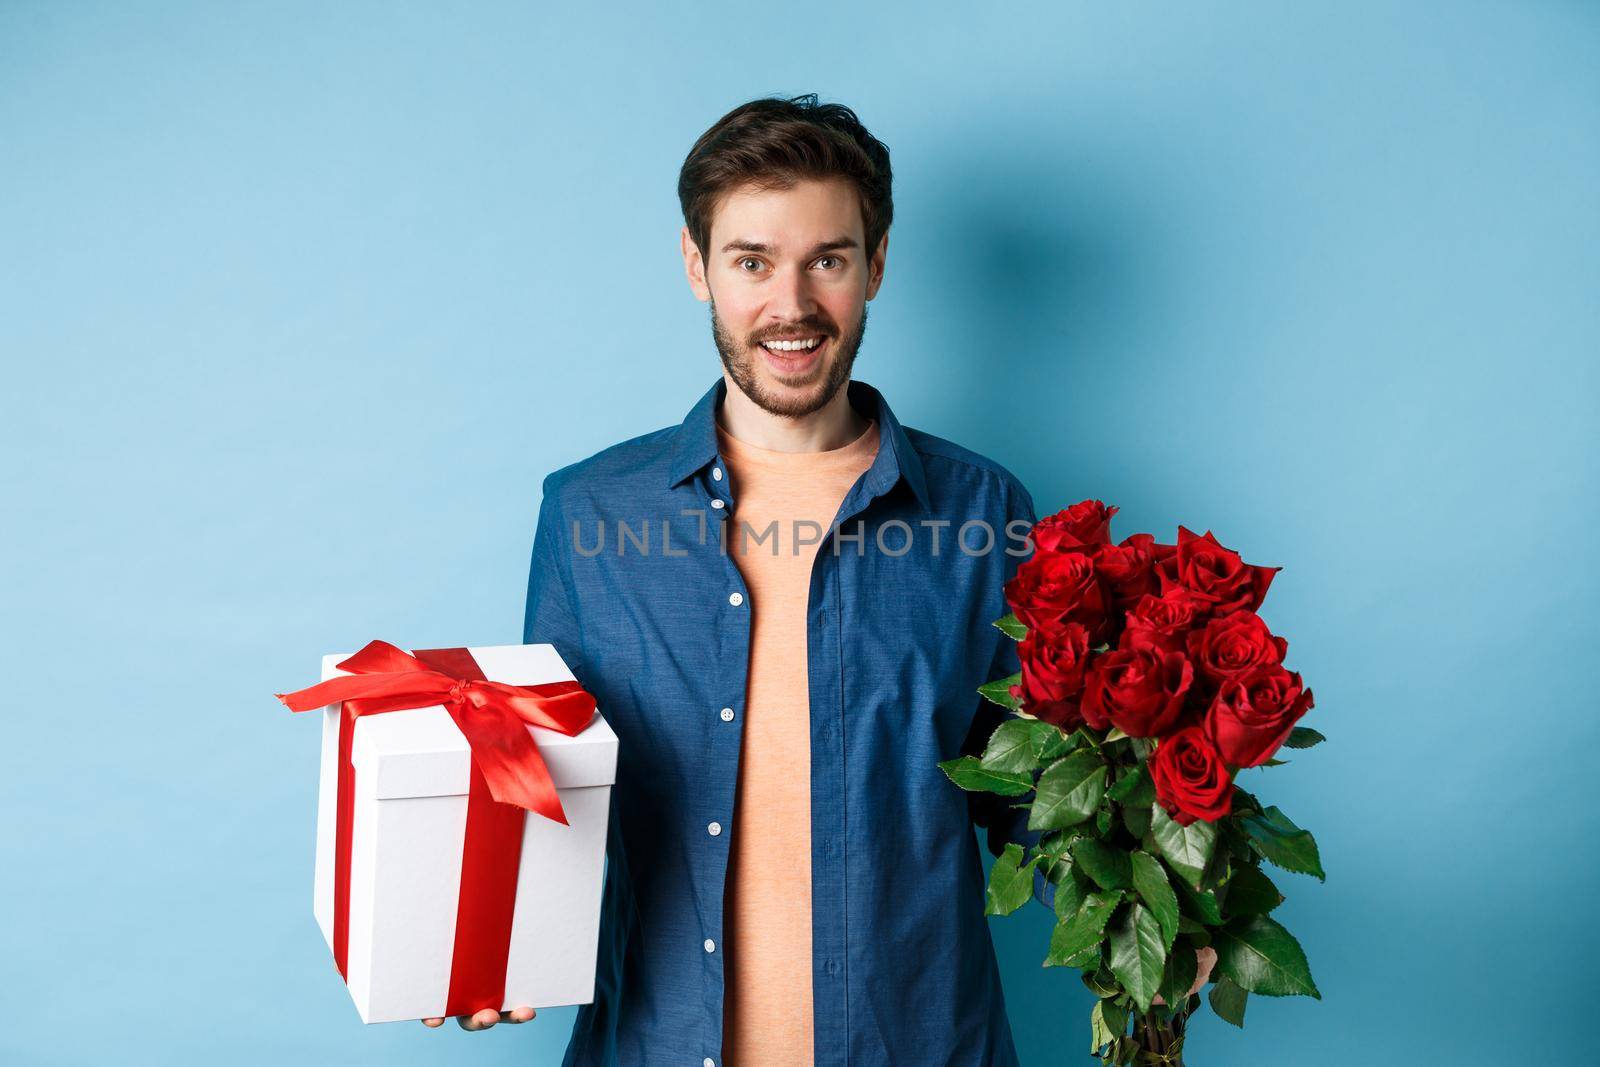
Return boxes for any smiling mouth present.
[757,334,827,354]
[757,334,828,374]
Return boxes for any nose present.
[765,263,820,326]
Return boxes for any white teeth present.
[761,337,822,352]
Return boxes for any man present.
[426,94,1042,1066]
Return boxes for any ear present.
[682,225,711,302]
[864,230,889,301]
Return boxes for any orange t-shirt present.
[716,414,881,1067]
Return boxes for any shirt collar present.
[665,376,931,514]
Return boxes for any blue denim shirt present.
[523,376,1042,1067]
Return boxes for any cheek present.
[817,292,863,329]
[709,281,764,329]
[724,308,763,340]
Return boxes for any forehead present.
[708,176,864,251]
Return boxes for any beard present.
[709,296,868,419]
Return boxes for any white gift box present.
[310,642,617,1024]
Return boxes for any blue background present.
[3,2,1594,1064]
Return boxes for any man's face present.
[682,176,887,419]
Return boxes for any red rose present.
[1206,665,1313,768]
[1155,526,1279,617]
[1013,621,1091,728]
[1031,499,1118,553]
[1150,725,1235,825]
[1186,611,1287,687]
[1080,642,1193,737]
[1092,532,1166,609]
[1004,548,1109,639]
[1123,589,1207,651]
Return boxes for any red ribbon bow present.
[275,639,596,825]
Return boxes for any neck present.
[716,372,870,452]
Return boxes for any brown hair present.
[678,93,893,262]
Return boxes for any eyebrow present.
[720,236,860,257]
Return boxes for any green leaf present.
[1108,763,1156,806]
[993,612,1028,641]
[1283,726,1325,749]
[1090,997,1129,1053]
[1121,801,1152,840]
[1036,724,1073,762]
[1039,830,1084,887]
[1108,903,1166,1013]
[937,755,1034,796]
[1150,804,1218,889]
[978,672,1022,710]
[985,842,1039,916]
[1104,726,1129,742]
[1208,973,1249,1027]
[979,719,1038,773]
[1158,939,1198,1007]
[1201,848,1234,892]
[1222,863,1284,918]
[1045,890,1122,965]
[1219,810,1255,858]
[1177,916,1211,947]
[1258,757,1290,766]
[1028,750,1106,831]
[1082,966,1120,998]
[1039,828,1078,852]
[1214,914,1322,998]
[1064,945,1101,969]
[1130,851,1179,953]
[1173,875,1224,925]
[1052,864,1089,922]
[1239,806,1326,882]
[981,717,1071,773]
[1043,895,1120,966]
[1231,788,1265,816]
[1071,838,1134,890]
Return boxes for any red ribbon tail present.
[450,701,570,825]
[276,670,452,714]
[481,740,569,826]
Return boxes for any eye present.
[737,257,765,273]
[815,255,842,270]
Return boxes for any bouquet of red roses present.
[941,500,1324,1065]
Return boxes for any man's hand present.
[420,1006,536,1030]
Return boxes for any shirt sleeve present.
[959,475,1055,907]
[961,475,1040,853]
[523,473,590,689]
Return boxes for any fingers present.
[1190,945,1218,996]
[440,1006,538,1030]
[458,1008,503,1031]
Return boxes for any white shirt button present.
[728,591,743,606]
[704,938,716,953]
[710,498,725,510]
[704,1059,716,1067]
[711,467,723,481]
[707,821,722,836]
[720,707,735,722]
